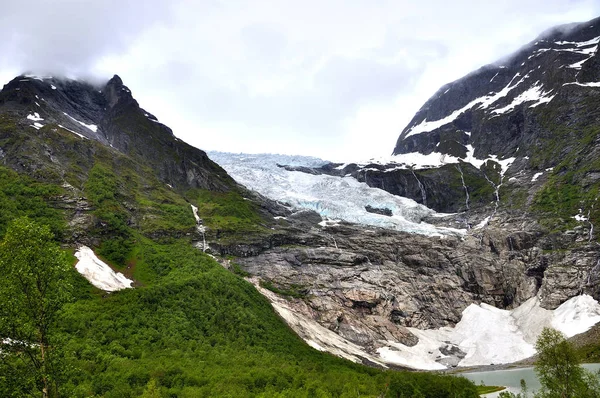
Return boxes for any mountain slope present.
[389,16,600,222]
[0,74,484,396]
[298,17,600,216]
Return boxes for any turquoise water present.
[460,364,600,395]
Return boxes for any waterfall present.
[191,204,207,252]
[481,164,508,226]
[410,169,427,207]
[455,164,470,211]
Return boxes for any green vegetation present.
[230,261,251,277]
[0,113,481,396]
[529,102,600,233]
[53,240,478,397]
[260,280,308,299]
[0,217,74,398]
[85,163,136,265]
[477,385,506,394]
[0,166,65,238]
[534,328,600,398]
[192,189,264,232]
[573,325,600,362]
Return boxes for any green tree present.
[140,378,162,398]
[534,327,600,398]
[0,217,72,397]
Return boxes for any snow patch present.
[552,295,600,337]
[403,73,530,139]
[24,74,52,81]
[555,35,600,47]
[372,145,514,178]
[573,209,589,222]
[473,216,491,230]
[378,295,600,370]
[26,112,43,121]
[74,246,133,292]
[563,81,600,88]
[58,125,87,139]
[569,56,595,69]
[491,84,554,114]
[63,112,98,133]
[531,172,543,182]
[30,122,44,130]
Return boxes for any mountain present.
[3,15,600,395]
[298,17,600,217]
[0,74,483,396]
[0,74,233,191]
[201,16,600,370]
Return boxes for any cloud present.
[1,0,600,160]
[0,0,172,76]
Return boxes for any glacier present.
[208,152,465,237]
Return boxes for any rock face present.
[217,208,600,365]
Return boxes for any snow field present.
[74,246,133,292]
[377,295,600,370]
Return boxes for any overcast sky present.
[1,1,599,162]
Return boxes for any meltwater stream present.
[208,152,465,237]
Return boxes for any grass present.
[476,385,506,394]
[259,280,308,299]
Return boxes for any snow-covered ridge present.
[74,246,133,292]
[354,144,515,176]
[208,152,465,237]
[377,294,600,370]
[403,72,537,139]
[402,34,599,141]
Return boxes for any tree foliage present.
[0,217,73,397]
[501,327,600,398]
[534,328,584,397]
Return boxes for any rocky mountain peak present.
[103,74,136,109]
[107,74,123,86]
[0,72,235,191]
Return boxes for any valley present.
[1,13,600,398]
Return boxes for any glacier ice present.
[208,152,465,237]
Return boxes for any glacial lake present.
[459,363,600,396]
